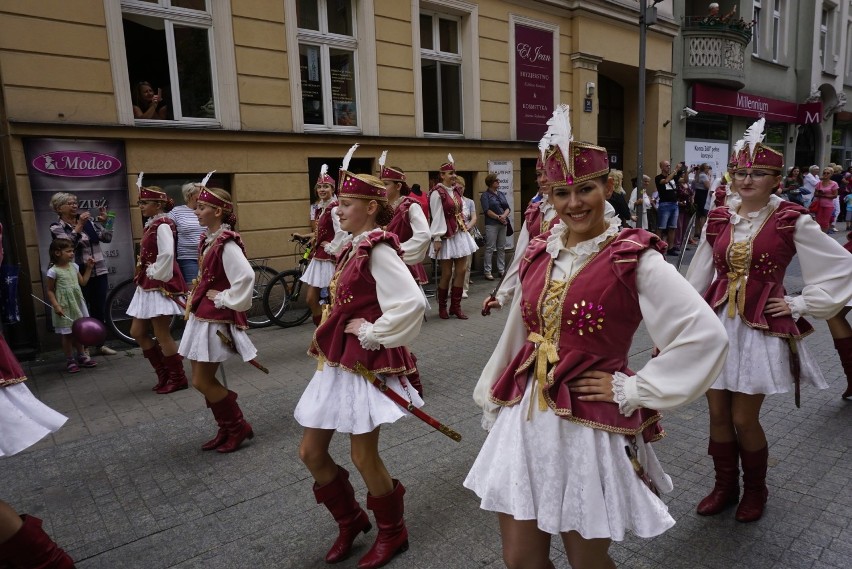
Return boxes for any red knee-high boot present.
[142,344,169,392]
[736,446,769,523]
[696,439,740,515]
[437,288,449,320]
[200,398,228,451]
[834,337,852,399]
[314,466,372,563]
[213,390,254,453]
[157,353,188,394]
[0,515,75,568]
[449,287,468,320]
[358,480,408,569]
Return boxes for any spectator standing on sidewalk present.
[802,165,820,207]
[629,175,653,230]
[814,167,839,232]
[169,182,204,283]
[686,119,852,523]
[480,173,511,281]
[655,159,687,256]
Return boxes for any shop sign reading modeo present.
[31,151,123,178]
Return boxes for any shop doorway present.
[597,74,625,170]
[795,124,819,169]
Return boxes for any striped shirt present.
[168,205,204,260]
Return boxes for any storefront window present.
[685,115,730,141]
[764,122,786,153]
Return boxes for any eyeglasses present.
[732,170,773,181]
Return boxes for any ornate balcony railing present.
[682,18,751,90]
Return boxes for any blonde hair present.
[609,169,625,194]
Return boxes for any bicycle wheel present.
[263,269,312,328]
[105,279,138,346]
[247,265,279,328]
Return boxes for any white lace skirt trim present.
[710,307,827,394]
[0,383,68,457]
[294,365,424,435]
[429,231,478,260]
[177,314,257,363]
[464,379,675,540]
[126,288,183,319]
[301,259,335,288]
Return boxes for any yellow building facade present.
[0,0,677,347]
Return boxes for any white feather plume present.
[136,172,144,189]
[732,138,745,157]
[742,118,766,158]
[538,132,550,162]
[320,164,328,178]
[447,153,454,166]
[201,170,216,187]
[378,150,388,169]
[545,104,573,164]
[342,144,359,172]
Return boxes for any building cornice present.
[505,0,680,38]
[570,52,604,70]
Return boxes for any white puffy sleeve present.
[613,249,728,415]
[323,206,349,256]
[495,222,530,307]
[429,190,447,239]
[213,241,254,312]
[784,214,852,319]
[146,223,175,281]
[401,203,431,264]
[685,222,716,295]
[358,243,425,349]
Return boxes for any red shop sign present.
[692,83,822,124]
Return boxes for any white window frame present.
[419,11,463,135]
[752,0,761,57]
[413,0,480,139]
[771,0,781,62]
[508,15,559,142]
[105,0,239,129]
[284,0,378,135]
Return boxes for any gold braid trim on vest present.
[527,279,566,419]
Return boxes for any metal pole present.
[636,0,647,204]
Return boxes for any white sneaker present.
[97,345,118,356]
[462,292,469,299]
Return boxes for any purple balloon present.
[72,317,107,347]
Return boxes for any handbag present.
[506,219,514,237]
[470,226,486,247]
[809,199,820,214]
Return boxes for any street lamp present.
[635,0,664,226]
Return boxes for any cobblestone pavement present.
[4,235,851,569]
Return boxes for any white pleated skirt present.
[0,383,68,457]
[178,314,258,363]
[710,307,827,394]
[429,231,478,260]
[464,379,675,540]
[294,364,424,435]
[301,259,335,288]
[126,288,184,319]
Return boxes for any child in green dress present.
[46,238,97,373]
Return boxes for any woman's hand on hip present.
[344,318,367,335]
[569,370,615,402]
[764,297,792,318]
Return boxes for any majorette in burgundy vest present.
[702,200,813,340]
[134,216,187,295]
[188,229,249,329]
[489,228,666,443]
[310,230,418,378]
[429,184,465,239]
[385,196,429,284]
[523,199,558,240]
[311,200,338,262]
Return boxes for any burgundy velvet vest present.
[702,201,812,339]
[385,197,429,284]
[311,200,338,262]
[310,231,418,377]
[489,228,665,443]
[429,184,463,238]
[188,230,249,329]
[134,217,186,295]
[524,200,551,240]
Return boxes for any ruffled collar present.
[727,194,781,223]
[390,195,406,209]
[538,196,552,213]
[338,227,381,252]
[144,212,168,228]
[545,215,621,258]
[204,223,231,244]
[316,197,334,209]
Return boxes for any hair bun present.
[225,212,238,228]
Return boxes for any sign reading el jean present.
[692,83,823,124]
[23,139,135,296]
[514,24,554,141]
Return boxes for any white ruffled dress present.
[178,225,258,363]
[294,230,426,435]
[126,214,184,319]
[465,219,730,539]
[686,195,852,395]
[0,383,67,457]
[300,200,347,288]
[428,187,478,260]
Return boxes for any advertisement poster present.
[23,138,135,300]
[487,160,515,249]
[684,140,730,184]
[514,24,554,141]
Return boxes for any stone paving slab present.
[4,237,851,568]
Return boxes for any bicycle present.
[105,258,277,345]
[262,235,313,328]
